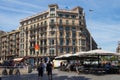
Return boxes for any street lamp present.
[89,9,94,50]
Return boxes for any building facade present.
[0,4,98,61]
[116,41,120,53]
[19,4,97,58]
[0,30,20,60]
[0,30,6,61]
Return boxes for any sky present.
[0,0,120,52]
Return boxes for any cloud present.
[2,0,42,9]
[0,5,35,14]
[87,21,120,51]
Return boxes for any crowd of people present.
[59,60,120,74]
[0,58,54,80]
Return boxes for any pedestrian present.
[46,61,53,80]
[37,61,44,80]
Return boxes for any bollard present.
[2,68,8,75]
[9,68,14,75]
[28,65,32,73]
[14,68,20,75]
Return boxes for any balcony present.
[29,28,34,31]
[29,46,34,49]
[49,22,56,26]
[29,39,35,42]
[30,33,36,37]
[40,24,47,27]
[57,22,79,26]
[39,35,47,39]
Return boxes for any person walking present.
[37,61,44,80]
[46,61,53,80]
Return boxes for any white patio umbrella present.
[83,49,120,64]
[72,51,87,56]
[55,53,73,60]
[71,51,99,60]
[85,49,120,56]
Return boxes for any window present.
[60,32,63,37]
[81,47,86,51]
[72,47,76,53]
[66,20,69,24]
[44,15,47,18]
[58,14,63,17]
[50,14,55,17]
[49,39,54,45]
[66,47,70,53]
[60,47,63,53]
[66,32,69,37]
[50,8,55,11]
[50,26,55,29]
[79,11,82,14]
[79,21,81,25]
[41,22,43,25]
[59,26,63,30]
[66,39,69,45]
[50,49,55,54]
[72,20,75,25]
[34,24,36,28]
[51,19,54,23]
[72,39,76,45]
[60,39,63,45]
[72,27,76,31]
[65,27,69,31]
[59,19,62,24]
[71,15,76,18]
[72,32,76,37]
[81,39,85,46]
[37,23,39,27]
[49,49,54,55]
[79,16,81,19]
[51,31,55,35]
[44,21,47,25]
[65,14,69,18]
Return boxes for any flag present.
[34,44,39,51]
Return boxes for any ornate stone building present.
[116,41,120,53]
[0,30,20,60]
[0,4,98,61]
[19,4,97,58]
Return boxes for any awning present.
[13,58,24,62]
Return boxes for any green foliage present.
[101,56,118,61]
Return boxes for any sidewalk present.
[0,67,37,76]
[1,69,120,80]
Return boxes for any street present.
[1,69,120,80]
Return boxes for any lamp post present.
[90,34,92,50]
[89,9,94,50]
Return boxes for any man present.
[37,61,44,80]
[46,61,53,80]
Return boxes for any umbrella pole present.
[98,55,100,67]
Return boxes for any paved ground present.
[1,69,120,80]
